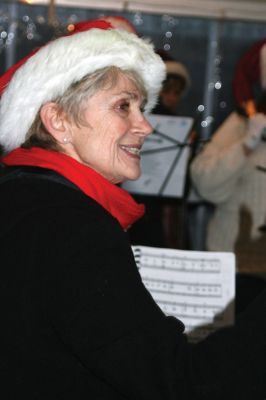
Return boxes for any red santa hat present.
[0,19,165,152]
[232,38,266,115]
[96,15,137,34]
[67,16,137,35]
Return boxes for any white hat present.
[0,20,166,152]
[165,60,191,89]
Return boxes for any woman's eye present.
[118,101,130,112]
[140,105,145,113]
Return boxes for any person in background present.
[0,19,266,399]
[129,50,191,249]
[153,49,191,116]
[232,38,266,118]
[190,39,266,313]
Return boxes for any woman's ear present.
[40,102,70,144]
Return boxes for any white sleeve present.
[190,112,248,204]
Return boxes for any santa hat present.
[97,15,137,34]
[233,38,266,114]
[0,19,165,152]
[68,16,137,35]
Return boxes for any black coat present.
[0,165,265,399]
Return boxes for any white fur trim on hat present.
[0,28,166,152]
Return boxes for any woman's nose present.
[133,113,153,137]
[142,116,153,136]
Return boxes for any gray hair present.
[22,66,147,151]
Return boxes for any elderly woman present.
[0,19,265,399]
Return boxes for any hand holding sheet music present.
[133,245,235,342]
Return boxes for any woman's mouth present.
[120,145,141,157]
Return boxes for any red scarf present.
[1,147,145,230]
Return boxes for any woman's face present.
[65,73,152,184]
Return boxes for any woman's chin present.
[130,169,141,181]
[123,170,141,182]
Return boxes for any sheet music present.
[122,115,193,198]
[132,245,235,342]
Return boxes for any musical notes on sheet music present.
[132,245,235,342]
